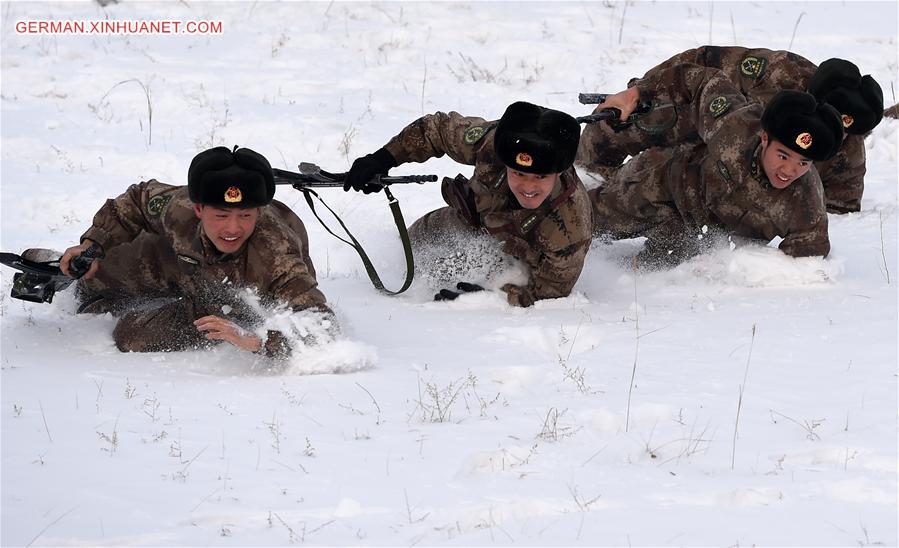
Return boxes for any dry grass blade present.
[731,324,757,469]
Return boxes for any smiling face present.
[506,168,559,209]
[194,205,260,253]
[759,131,813,189]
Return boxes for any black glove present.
[343,148,397,194]
[433,282,484,302]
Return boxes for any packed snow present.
[1,1,896,546]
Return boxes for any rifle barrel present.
[273,169,437,187]
[282,180,346,187]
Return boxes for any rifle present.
[275,162,438,295]
[274,162,436,188]
[0,243,102,303]
[576,92,677,132]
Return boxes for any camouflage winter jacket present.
[637,46,865,213]
[81,180,330,355]
[383,111,594,306]
[626,63,830,257]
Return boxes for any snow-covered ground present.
[1,1,897,545]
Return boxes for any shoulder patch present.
[147,194,172,218]
[463,125,487,145]
[740,56,767,80]
[709,96,731,118]
[715,160,732,182]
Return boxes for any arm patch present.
[147,194,172,218]
[463,125,487,145]
[709,96,731,118]
[740,56,767,80]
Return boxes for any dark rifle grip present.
[69,243,104,279]
[576,109,622,125]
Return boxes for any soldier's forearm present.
[384,112,452,166]
[501,284,536,307]
[384,111,484,167]
[524,249,588,304]
[81,199,126,251]
[779,235,831,258]
[81,181,163,251]
[258,330,292,359]
[504,273,575,307]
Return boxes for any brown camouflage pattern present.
[577,46,868,213]
[384,111,594,306]
[79,180,329,357]
[590,64,830,260]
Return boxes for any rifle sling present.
[299,186,414,295]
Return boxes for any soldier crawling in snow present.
[586,63,845,267]
[341,102,593,307]
[60,146,333,358]
[577,47,884,214]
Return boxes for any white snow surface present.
[1,1,897,546]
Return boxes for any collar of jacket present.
[748,138,770,189]
[174,224,246,274]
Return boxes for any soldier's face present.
[194,205,261,253]
[506,168,559,209]
[759,132,813,189]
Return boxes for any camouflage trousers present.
[589,147,713,267]
[77,232,218,353]
[408,207,518,286]
[590,147,681,237]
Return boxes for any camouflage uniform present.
[382,111,594,307]
[577,46,867,213]
[78,180,329,356]
[591,63,830,262]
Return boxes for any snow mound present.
[662,244,843,288]
[283,338,377,375]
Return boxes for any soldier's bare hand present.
[194,315,263,353]
[60,239,100,279]
[594,86,641,121]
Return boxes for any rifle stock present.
[0,251,75,303]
